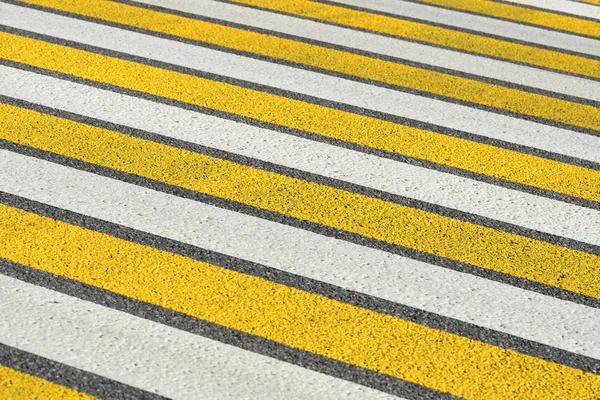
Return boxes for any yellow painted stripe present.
[415,0,600,38]
[3,103,600,302]
[578,0,600,5]
[14,0,600,131]
[0,364,94,399]
[2,34,600,204]
[1,204,600,399]
[228,0,600,78]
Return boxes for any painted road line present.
[226,0,600,77]
[2,150,600,362]
[5,16,600,166]
[3,0,597,397]
[9,0,600,134]
[0,262,425,400]
[120,0,600,102]
[2,104,600,303]
[484,0,600,20]
[2,204,600,399]
[2,69,600,249]
[0,363,95,399]
[571,0,600,6]
[395,0,600,36]
[299,0,600,56]
[2,35,600,206]
[3,158,600,375]
[0,344,165,400]
[15,61,598,217]
[130,0,600,102]
[15,9,600,134]
[2,190,599,377]
[3,13,599,165]
[0,275,396,400]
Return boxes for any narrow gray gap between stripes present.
[318,0,600,41]
[0,342,166,399]
[208,0,600,81]
[1,135,600,313]
[0,256,453,400]
[4,20,600,162]
[9,0,593,106]
[2,55,600,215]
[313,0,600,58]
[491,0,600,23]
[115,0,600,84]
[0,192,599,376]
[4,3,599,136]
[3,58,600,219]
[3,94,600,257]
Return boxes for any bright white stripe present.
[495,0,600,19]
[3,5,600,166]
[0,274,394,399]
[317,0,600,56]
[129,0,600,101]
[2,66,599,247]
[1,151,600,361]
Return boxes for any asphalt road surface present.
[1,0,600,398]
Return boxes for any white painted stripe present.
[130,0,600,101]
[495,0,600,19]
[3,5,600,165]
[0,274,394,400]
[1,150,600,361]
[2,66,599,247]
[315,0,600,57]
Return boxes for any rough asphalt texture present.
[0,0,599,398]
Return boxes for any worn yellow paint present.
[2,102,600,301]
[2,33,600,204]
[1,204,600,399]
[228,0,600,78]
[0,365,94,399]
[15,0,600,130]
[414,0,600,38]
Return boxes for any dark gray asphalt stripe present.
[312,0,600,58]
[114,0,600,86]
[2,133,600,314]
[491,0,600,23]
[0,264,452,398]
[4,94,600,259]
[2,59,600,217]
[0,342,166,400]
[4,0,598,109]
[102,2,599,121]
[212,0,600,82]
[90,0,600,136]
[4,59,600,214]
[318,0,600,42]
[108,0,600,106]
[4,25,600,163]
[1,191,600,377]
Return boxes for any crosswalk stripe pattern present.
[0,0,599,398]
[383,0,600,37]
[225,0,600,76]
[416,0,600,24]
[574,0,600,7]
[0,363,95,399]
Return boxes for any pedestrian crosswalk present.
[0,0,599,398]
